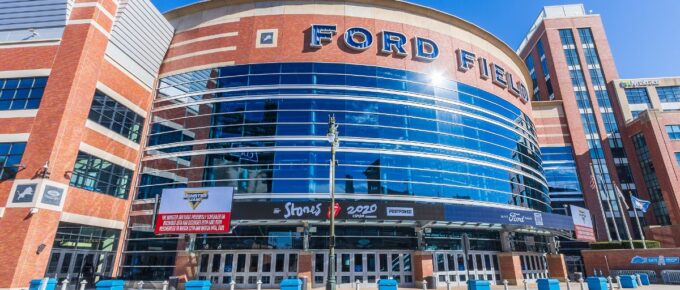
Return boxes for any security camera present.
[29,207,39,215]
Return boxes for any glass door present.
[197,251,298,289]
[312,251,413,288]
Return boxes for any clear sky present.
[151,0,680,79]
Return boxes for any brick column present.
[547,254,568,281]
[498,252,523,285]
[0,0,119,288]
[298,251,313,290]
[174,238,198,279]
[413,251,434,288]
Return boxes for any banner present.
[232,200,444,221]
[443,203,573,231]
[155,187,234,234]
[632,196,651,213]
[570,205,596,242]
[232,200,573,231]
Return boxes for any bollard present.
[566,278,572,290]
[256,280,262,290]
[162,281,169,290]
[523,280,528,290]
[578,278,584,290]
[137,281,144,290]
[422,279,427,290]
[607,277,613,290]
[616,276,621,289]
[446,279,451,290]
[502,280,509,290]
[636,275,642,287]
[229,280,236,290]
[355,279,361,290]
[79,280,87,290]
[60,279,69,290]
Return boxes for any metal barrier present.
[662,270,680,284]
[611,270,658,283]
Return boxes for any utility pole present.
[326,114,339,290]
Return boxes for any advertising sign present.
[231,201,444,221]
[231,200,573,230]
[155,187,234,234]
[442,204,573,230]
[631,256,680,266]
[570,205,596,242]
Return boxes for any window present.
[88,91,145,143]
[633,133,670,225]
[0,142,26,180]
[632,110,644,118]
[69,151,133,198]
[657,86,680,103]
[676,152,680,167]
[0,77,47,110]
[667,125,680,140]
[625,88,651,105]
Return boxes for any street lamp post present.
[326,114,339,290]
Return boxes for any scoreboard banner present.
[155,187,234,234]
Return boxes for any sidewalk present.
[305,284,680,290]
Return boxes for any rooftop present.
[517,4,593,53]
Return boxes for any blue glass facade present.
[541,146,584,214]
[139,62,550,212]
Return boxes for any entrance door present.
[433,251,501,286]
[45,249,116,288]
[196,251,299,289]
[312,251,414,288]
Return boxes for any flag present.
[631,196,651,213]
[614,185,630,210]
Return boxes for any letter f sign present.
[310,24,337,48]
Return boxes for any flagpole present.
[630,191,648,249]
[614,184,634,249]
[590,163,613,241]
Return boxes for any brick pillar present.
[498,253,523,285]
[0,0,119,288]
[174,238,198,279]
[547,254,568,281]
[298,251,313,290]
[413,251,434,288]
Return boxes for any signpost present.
[154,187,235,234]
[570,205,596,242]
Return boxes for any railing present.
[662,270,680,284]
[611,270,657,283]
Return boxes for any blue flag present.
[631,196,651,213]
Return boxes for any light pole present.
[326,114,339,290]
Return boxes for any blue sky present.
[151,0,680,79]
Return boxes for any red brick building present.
[0,0,172,288]
[517,4,643,274]
[611,77,680,247]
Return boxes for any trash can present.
[280,279,303,290]
[95,280,125,290]
[587,277,608,290]
[466,280,490,290]
[29,279,57,290]
[185,280,211,290]
[638,273,650,286]
[537,279,560,290]
[377,279,398,290]
[619,275,638,288]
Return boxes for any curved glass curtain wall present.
[140,62,551,212]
